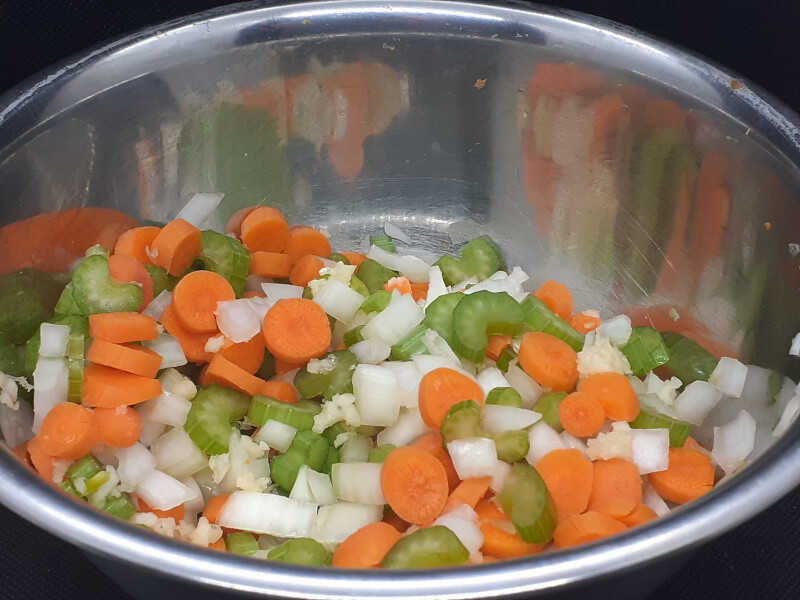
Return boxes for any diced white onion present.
[366,245,430,282]
[384,222,411,244]
[217,491,318,537]
[136,469,198,510]
[332,462,387,505]
[244,297,274,325]
[215,300,261,343]
[361,291,424,346]
[712,409,756,474]
[313,278,365,323]
[434,504,483,555]
[425,266,448,307]
[32,358,68,433]
[595,315,632,346]
[143,333,187,369]
[142,290,172,321]
[142,391,191,427]
[261,282,305,301]
[158,369,197,400]
[376,407,430,447]
[643,483,670,516]
[773,389,800,438]
[421,329,462,365]
[490,460,512,493]
[290,465,337,506]
[254,419,297,453]
[379,361,421,408]
[790,333,800,356]
[447,437,498,479]
[174,192,224,228]
[709,357,748,398]
[674,381,722,425]
[630,428,670,474]
[340,433,373,463]
[310,502,383,544]
[505,365,542,409]
[526,421,566,465]
[150,427,208,480]
[476,367,510,396]
[352,364,401,426]
[481,405,541,433]
[559,431,588,456]
[350,339,391,365]
[114,443,157,489]
[0,400,33,448]
[181,476,206,523]
[412,354,462,377]
[39,323,70,358]
[135,401,167,447]
[463,267,529,303]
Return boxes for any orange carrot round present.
[617,503,658,528]
[486,334,512,361]
[204,354,266,397]
[93,406,144,448]
[289,254,325,288]
[383,276,412,296]
[380,446,449,526]
[114,226,161,265]
[250,251,293,279]
[203,493,231,524]
[261,298,331,364]
[81,363,162,408]
[260,380,298,404]
[410,282,429,302]
[588,458,643,508]
[225,206,259,238]
[411,432,460,491]
[38,402,98,460]
[480,521,545,559]
[648,447,714,504]
[240,206,290,253]
[26,436,56,483]
[218,335,265,375]
[242,290,266,299]
[150,218,202,276]
[558,391,605,438]
[535,449,594,521]
[87,340,163,378]
[108,253,154,311]
[553,511,627,549]
[445,476,493,512]
[587,497,638,521]
[208,538,227,551]
[534,280,574,320]
[518,332,578,392]
[137,497,186,522]
[89,312,158,344]
[418,367,485,429]
[341,251,367,268]
[160,303,215,364]
[578,372,640,422]
[569,312,602,334]
[171,270,235,334]
[282,226,332,264]
[332,522,402,568]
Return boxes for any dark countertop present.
[1,1,799,599]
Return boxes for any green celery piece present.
[361,290,392,314]
[491,430,530,463]
[621,327,670,377]
[0,341,25,378]
[287,430,329,471]
[390,324,430,361]
[630,409,691,447]
[440,400,482,443]
[144,265,174,297]
[381,526,469,568]
[520,296,584,351]
[199,230,251,298]
[323,446,341,476]
[66,455,103,482]
[486,387,523,408]
[422,292,464,347]
[497,462,557,544]
[85,244,110,258]
[343,325,365,348]
[270,452,307,492]
[67,328,85,402]
[54,283,83,316]
[328,253,350,265]
[533,392,567,432]
[433,236,506,286]
[25,315,89,378]
[248,396,321,430]
[368,444,396,463]
[293,350,358,400]
[349,275,369,298]
[183,384,250,454]
[357,259,397,294]
[0,268,65,343]
[268,538,331,566]
[103,493,136,520]
[71,255,143,315]
[452,291,524,362]
[661,331,718,386]
[495,347,517,373]
[225,532,259,556]
[60,479,83,499]
[369,233,397,253]
[322,422,350,445]
[767,370,782,406]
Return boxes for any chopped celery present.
[495,347,517,373]
[349,275,369,298]
[66,455,103,483]
[361,289,392,314]
[288,431,330,470]
[520,296,584,351]
[381,526,469,568]
[491,430,530,463]
[767,370,782,406]
[357,259,397,294]
[144,265,175,297]
[328,253,350,265]
[390,324,430,361]
[370,233,397,253]
[368,444,396,463]
[103,493,136,520]
[183,384,250,454]
[661,331,718,386]
[440,400,482,443]
[323,446,341,476]
[630,409,691,447]
[225,532,259,556]
[322,422,350,445]
[25,315,89,378]
[248,396,321,430]
[452,291,524,362]
[71,255,143,315]
[67,328,84,403]
[268,538,331,566]
[486,387,523,408]
[422,292,464,346]
[621,327,670,377]
[343,325,365,348]
[0,268,65,343]
[199,230,251,298]
[86,470,111,494]
[270,451,307,492]
[533,392,567,432]
[85,244,110,258]
[60,479,82,499]
[497,462,557,544]
[293,350,357,400]
[54,283,83,316]
[434,236,506,286]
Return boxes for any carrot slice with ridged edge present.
[380,446,449,526]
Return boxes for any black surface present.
[1,1,799,599]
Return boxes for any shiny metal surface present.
[1,1,799,598]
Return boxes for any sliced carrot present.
[274,357,304,376]
[289,254,325,288]
[648,447,714,505]
[218,335,265,375]
[89,312,159,347]
[208,538,227,551]
[137,497,186,522]
[553,511,627,549]
[171,270,235,334]
[87,340,163,378]
[588,458,643,508]
[411,432,460,491]
[383,276,412,296]
[341,251,367,268]
[10,442,30,465]
[486,335,512,361]
[558,391,606,438]
[282,226,332,264]
[108,253,154,311]
[250,251,292,279]
[418,367,485,429]
[332,522,402,568]
[204,354,266,397]
[225,206,259,238]
[578,372,640,422]
[410,282,428,302]
[261,298,331,364]
[617,504,658,528]
[643,98,686,129]
[242,290,266,299]
[26,436,56,483]
[38,402,98,460]
[474,498,506,521]
[517,331,578,392]
[93,406,144,448]
[81,363,162,408]
[587,497,638,521]
[445,476,492,512]
[569,311,602,334]
[480,521,545,559]
[380,446,449,526]
[535,449,594,521]
[240,206,290,253]
[113,226,161,265]
[160,302,215,364]
[260,380,298,404]
[150,219,202,276]
[202,493,231,525]
[534,280,574,320]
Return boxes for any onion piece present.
[253,419,297,453]
[0,400,33,448]
[142,290,172,320]
[630,428,670,474]
[674,381,722,425]
[790,333,800,357]
[174,192,224,228]
[142,391,191,427]
[143,333,187,369]
[290,465,337,506]
[434,504,483,555]
[384,222,411,244]
[489,460,512,493]
[481,405,541,433]
[425,266,449,307]
[32,358,68,433]
[180,476,205,524]
[412,354,462,377]
[361,291,424,346]
[217,491,318,537]
[313,278,365,323]
[310,502,383,544]
[643,482,670,516]
[150,427,209,480]
[135,469,198,511]
[712,409,756,474]
[773,388,800,438]
[352,364,401,427]
[463,267,529,303]
[505,365,542,409]
[332,462,387,505]
[476,367,509,396]
[559,431,588,456]
[379,361,421,408]
[366,245,431,283]
[709,357,748,398]
[376,407,430,447]
[595,315,632,346]
[349,339,391,365]
[215,299,261,343]
[447,437,498,479]
[39,323,70,358]
[526,421,566,465]
[339,433,373,463]
[261,282,304,301]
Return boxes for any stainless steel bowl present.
[1,1,799,598]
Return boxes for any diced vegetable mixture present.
[0,199,798,568]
